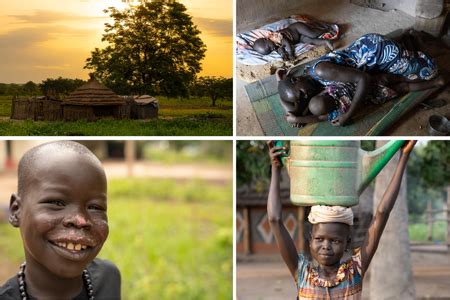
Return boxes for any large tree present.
[192,77,232,106]
[85,1,206,96]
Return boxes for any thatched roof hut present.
[63,75,124,106]
[62,75,126,121]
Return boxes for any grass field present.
[408,221,447,242]
[0,178,232,299]
[0,96,232,136]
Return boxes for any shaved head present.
[17,141,104,198]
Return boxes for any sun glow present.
[0,0,232,82]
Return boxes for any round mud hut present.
[62,75,126,121]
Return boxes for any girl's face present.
[15,152,108,278]
[309,223,350,266]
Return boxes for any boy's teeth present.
[55,242,87,251]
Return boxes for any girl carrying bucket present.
[267,140,416,299]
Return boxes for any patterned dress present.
[297,249,363,299]
[308,33,438,86]
[326,82,397,121]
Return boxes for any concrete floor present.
[236,1,450,136]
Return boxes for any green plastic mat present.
[246,74,435,136]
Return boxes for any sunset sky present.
[0,0,232,83]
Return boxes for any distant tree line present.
[190,77,233,106]
[0,76,232,106]
[0,78,86,98]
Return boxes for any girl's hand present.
[401,140,417,156]
[285,112,305,128]
[267,141,288,168]
[331,113,350,126]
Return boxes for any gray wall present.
[237,0,418,33]
[237,0,322,32]
[351,0,417,17]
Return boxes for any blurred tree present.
[407,141,449,216]
[236,140,274,190]
[85,1,206,97]
[6,84,22,96]
[191,77,232,106]
[0,83,9,95]
[40,77,85,98]
[23,81,39,96]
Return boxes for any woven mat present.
[245,74,434,136]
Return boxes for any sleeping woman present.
[278,30,447,127]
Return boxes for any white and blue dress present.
[308,33,438,84]
[306,33,438,121]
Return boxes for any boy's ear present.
[9,193,21,227]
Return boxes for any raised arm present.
[360,140,416,275]
[266,141,299,281]
[314,61,371,126]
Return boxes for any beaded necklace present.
[17,262,94,300]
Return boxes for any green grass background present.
[0,96,232,136]
[408,221,447,242]
[0,178,233,299]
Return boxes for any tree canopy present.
[191,77,233,106]
[40,77,85,98]
[85,1,206,96]
[407,141,449,216]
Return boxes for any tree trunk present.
[369,140,416,300]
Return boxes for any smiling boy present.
[0,141,121,300]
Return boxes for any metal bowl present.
[428,115,449,136]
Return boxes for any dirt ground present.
[237,247,450,300]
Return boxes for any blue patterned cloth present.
[308,33,438,86]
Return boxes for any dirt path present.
[237,250,450,299]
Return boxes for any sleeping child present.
[253,22,335,61]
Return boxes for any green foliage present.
[0,178,232,299]
[0,95,11,116]
[236,140,274,191]
[40,77,85,98]
[408,221,447,242]
[191,77,233,106]
[22,81,39,96]
[85,1,206,97]
[143,141,232,164]
[407,141,449,216]
[0,118,232,136]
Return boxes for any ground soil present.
[237,248,450,299]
